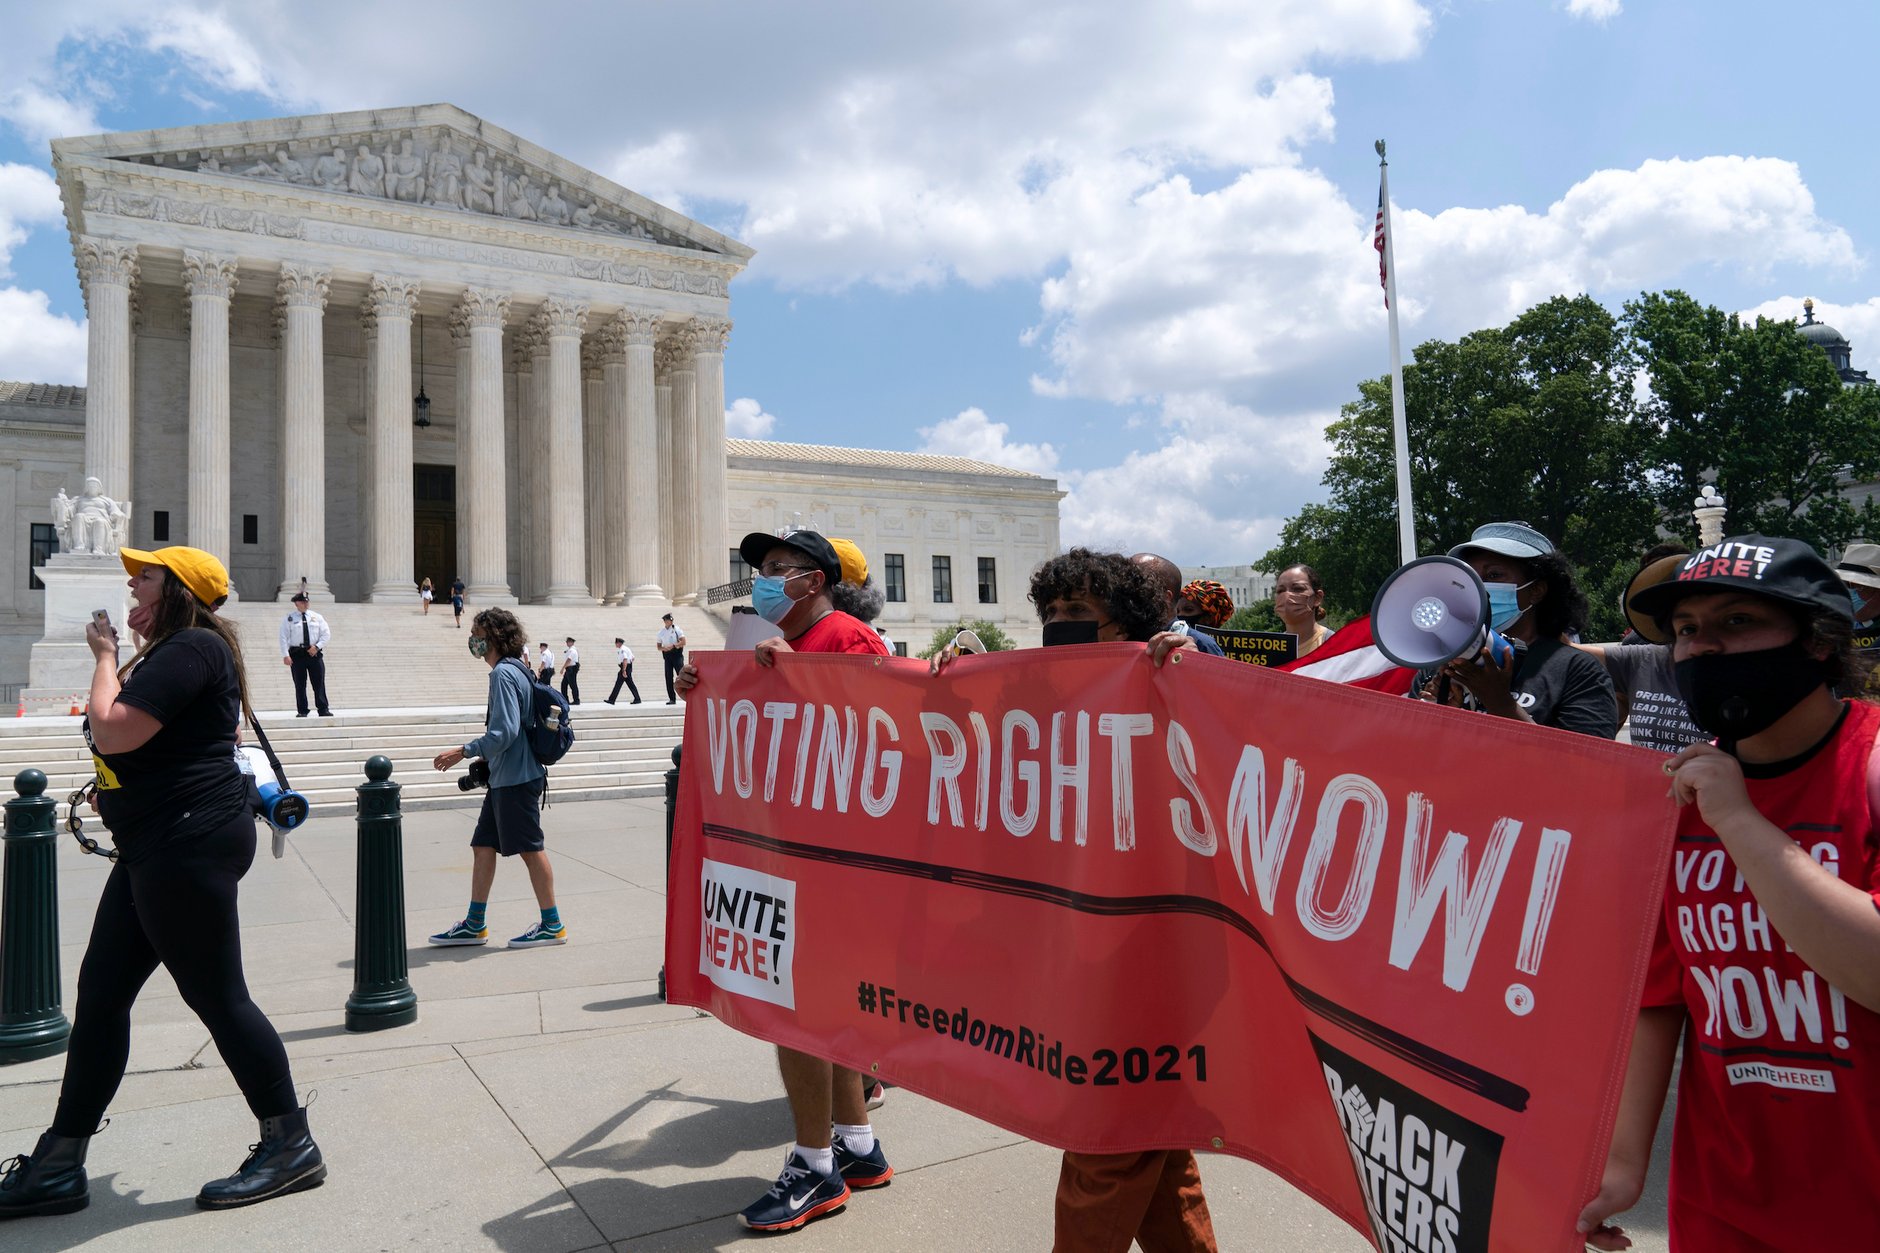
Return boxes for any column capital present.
[655,340,678,377]
[664,333,698,371]
[364,274,421,322]
[456,287,511,330]
[685,315,732,355]
[448,304,473,348]
[276,263,331,310]
[539,295,590,339]
[581,338,604,379]
[524,317,552,362]
[616,308,662,349]
[76,237,139,288]
[182,250,239,300]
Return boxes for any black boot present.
[0,1131,90,1218]
[195,1107,326,1210]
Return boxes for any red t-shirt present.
[789,611,890,657]
[1641,699,1880,1251]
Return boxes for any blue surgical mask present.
[752,571,813,624]
[1483,580,1533,631]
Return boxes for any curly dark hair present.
[829,574,886,624]
[1518,550,1590,638]
[1029,548,1167,642]
[471,607,529,660]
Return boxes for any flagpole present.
[1377,140,1417,564]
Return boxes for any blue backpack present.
[502,657,575,766]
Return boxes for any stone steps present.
[0,701,685,816]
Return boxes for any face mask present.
[1042,619,1105,647]
[1673,640,1827,740]
[1483,581,1533,631]
[751,570,813,624]
[468,636,489,658]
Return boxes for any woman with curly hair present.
[1427,521,1619,738]
[1175,579,1235,631]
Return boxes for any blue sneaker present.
[508,921,567,949]
[833,1137,893,1189]
[737,1151,849,1232]
[427,920,487,947]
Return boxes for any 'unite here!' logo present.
[699,857,798,1009]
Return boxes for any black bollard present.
[345,755,418,1031]
[0,769,72,1063]
[659,744,681,1002]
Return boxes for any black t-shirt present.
[86,628,248,862]
[1417,638,1620,739]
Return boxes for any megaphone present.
[1369,556,1516,671]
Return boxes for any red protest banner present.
[665,645,1677,1253]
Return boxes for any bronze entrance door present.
[413,463,456,596]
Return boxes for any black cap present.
[291,592,309,603]
[1628,534,1853,625]
[740,529,840,585]
[661,612,673,621]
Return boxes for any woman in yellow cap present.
[0,546,324,1220]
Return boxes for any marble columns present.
[619,310,663,604]
[275,264,332,601]
[582,342,608,603]
[598,319,630,604]
[458,288,514,602]
[666,337,699,604]
[690,317,731,602]
[525,327,551,601]
[654,345,676,599]
[78,238,138,501]
[540,296,591,605]
[449,307,472,583]
[364,276,420,601]
[183,250,237,570]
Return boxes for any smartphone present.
[92,609,112,632]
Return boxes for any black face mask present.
[1673,641,1828,741]
[1042,619,1104,648]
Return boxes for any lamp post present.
[1693,485,1727,547]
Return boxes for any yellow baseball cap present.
[829,537,868,586]
[120,545,231,608]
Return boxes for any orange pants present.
[1053,1149,1218,1253]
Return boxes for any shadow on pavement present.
[579,992,664,1014]
[0,1172,206,1252]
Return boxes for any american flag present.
[1276,616,1415,695]
[1374,183,1388,308]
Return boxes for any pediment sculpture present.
[127,129,683,247]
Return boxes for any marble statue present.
[504,173,539,221]
[197,155,225,173]
[245,147,308,184]
[464,149,497,213]
[385,139,426,203]
[538,182,571,226]
[426,138,464,209]
[55,478,130,556]
[313,146,349,191]
[349,144,385,197]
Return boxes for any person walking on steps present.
[419,576,433,615]
[427,607,566,951]
[278,591,332,717]
[537,642,555,684]
[559,637,581,705]
[605,637,641,704]
[0,545,324,1220]
[657,612,685,704]
[450,576,465,628]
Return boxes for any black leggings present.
[52,812,297,1136]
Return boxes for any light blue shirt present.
[462,657,546,788]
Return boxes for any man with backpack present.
[427,607,566,950]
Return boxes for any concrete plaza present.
[0,791,1674,1251]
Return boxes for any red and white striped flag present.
[1374,183,1388,308]
[1276,616,1416,694]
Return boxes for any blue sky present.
[1,0,1874,565]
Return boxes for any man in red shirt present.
[675,529,890,1233]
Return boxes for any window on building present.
[152,510,170,542]
[729,549,753,583]
[977,556,997,604]
[243,514,259,544]
[932,555,953,604]
[884,554,906,602]
[894,642,909,658]
[28,523,57,590]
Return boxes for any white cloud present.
[0,85,99,146]
[1565,0,1623,21]
[1736,294,1880,377]
[0,287,87,384]
[917,408,1060,476]
[0,163,64,279]
[725,396,778,438]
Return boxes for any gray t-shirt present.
[1598,642,1706,754]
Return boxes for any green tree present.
[1626,290,1880,551]
[1225,601,1286,632]
[1261,295,1659,638]
[916,619,1018,659]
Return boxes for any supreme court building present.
[43,103,748,609]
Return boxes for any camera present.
[458,758,491,791]
[235,745,309,831]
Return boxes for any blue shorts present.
[470,779,546,856]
